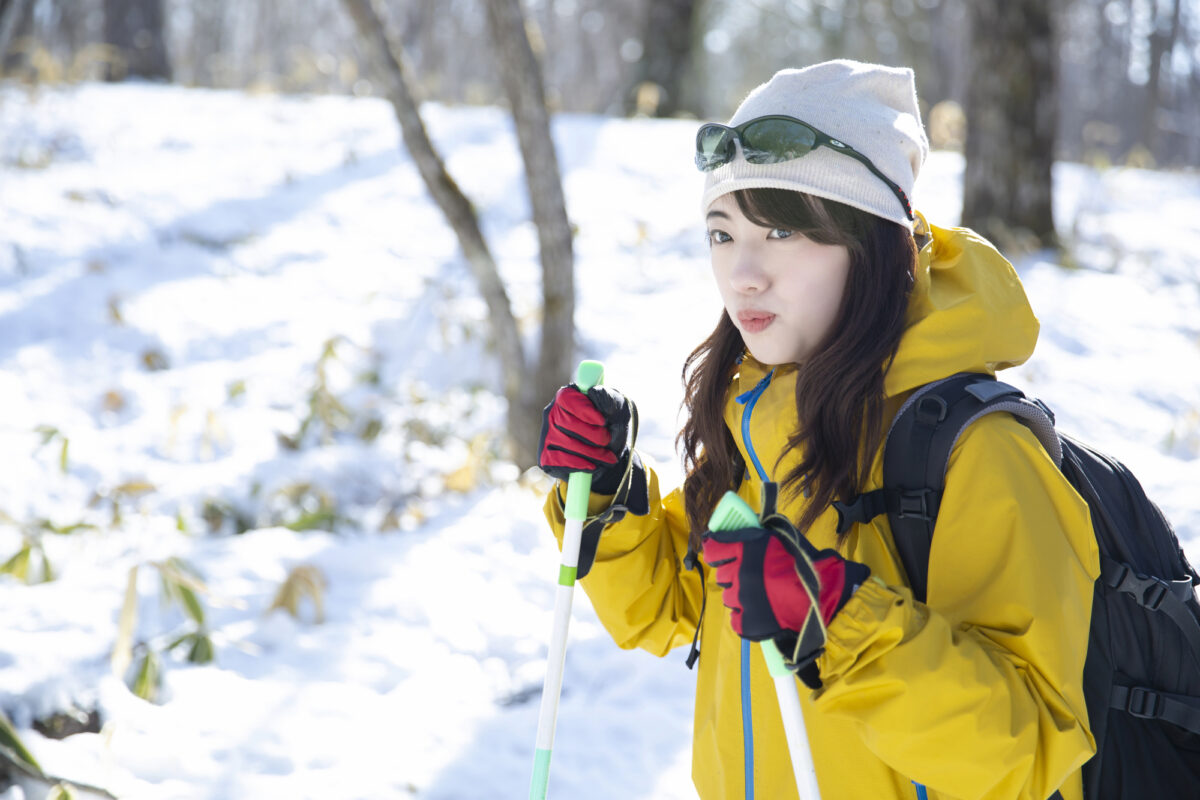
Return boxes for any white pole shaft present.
[768,646,822,799]
[533,515,583,753]
[710,492,821,800]
[530,359,603,800]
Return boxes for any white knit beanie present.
[700,60,929,228]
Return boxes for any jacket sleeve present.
[813,414,1101,800]
[542,458,704,657]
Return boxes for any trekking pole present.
[529,359,605,800]
[709,491,822,800]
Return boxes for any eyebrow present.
[706,210,731,222]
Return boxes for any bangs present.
[730,188,869,247]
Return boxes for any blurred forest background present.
[2,0,1197,166]
[14,1,1182,589]
[4,0,1197,464]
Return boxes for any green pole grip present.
[762,639,792,678]
[574,359,604,393]
[564,472,592,521]
[562,360,604,522]
[708,491,759,533]
[707,492,793,678]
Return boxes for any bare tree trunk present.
[962,0,1058,252]
[484,0,575,465]
[1161,0,1186,165]
[103,0,171,81]
[340,0,537,465]
[1142,0,1182,159]
[0,0,33,71]
[622,0,698,116]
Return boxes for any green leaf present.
[320,337,340,362]
[47,782,78,800]
[111,480,156,498]
[166,556,203,581]
[359,416,384,443]
[39,520,96,536]
[165,632,192,654]
[0,708,43,775]
[187,632,214,664]
[283,508,337,532]
[34,425,60,446]
[59,437,69,472]
[1,544,31,582]
[39,548,54,583]
[111,565,139,677]
[158,570,177,609]
[131,650,161,702]
[154,558,208,622]
[177,584,205,626]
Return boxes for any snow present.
[1,81,1198,799]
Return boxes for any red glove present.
[537,385,631,493]
[702,486,869,668]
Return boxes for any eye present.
[706,229,732,246]
[767,228,794,240]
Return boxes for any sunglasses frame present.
[695,115,913,221]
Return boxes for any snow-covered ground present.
[0,82,1198,799]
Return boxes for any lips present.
[737,310,776,334]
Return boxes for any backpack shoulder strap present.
[833,372,1061,603]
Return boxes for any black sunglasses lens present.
[740,119,817,164]
[695,125,735,171]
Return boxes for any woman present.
[538,60,1099,800]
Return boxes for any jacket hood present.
[736,212,1040,397]
[885,211,1039,395]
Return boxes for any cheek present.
[800,261,850,329]
[820,267,850,311]
[710,254,734,304]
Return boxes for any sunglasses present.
[694,115,913,221]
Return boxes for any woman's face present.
[706,194,852,365]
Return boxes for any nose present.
[729,252,768,294]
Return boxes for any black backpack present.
[832,372,1200,799]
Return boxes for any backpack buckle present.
[1142,580,1169,610]
[897,489,938,522]
[1106,562,1171,610]
[1125,687,1163,719]
[915,395,949,426]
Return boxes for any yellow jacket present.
[544,215,1100,800]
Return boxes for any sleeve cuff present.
[816,577,923,686]
[553,482,619,517]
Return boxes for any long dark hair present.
[678,188,917,549]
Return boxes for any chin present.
[745,344,800,367]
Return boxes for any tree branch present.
[340,0,534,459]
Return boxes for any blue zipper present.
[736,370,775,485]
[738,368,923,800]
[733,369,775,800]
[740,638,753,799]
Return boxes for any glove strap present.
[759,481,830,687]
[571,450,649,579]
